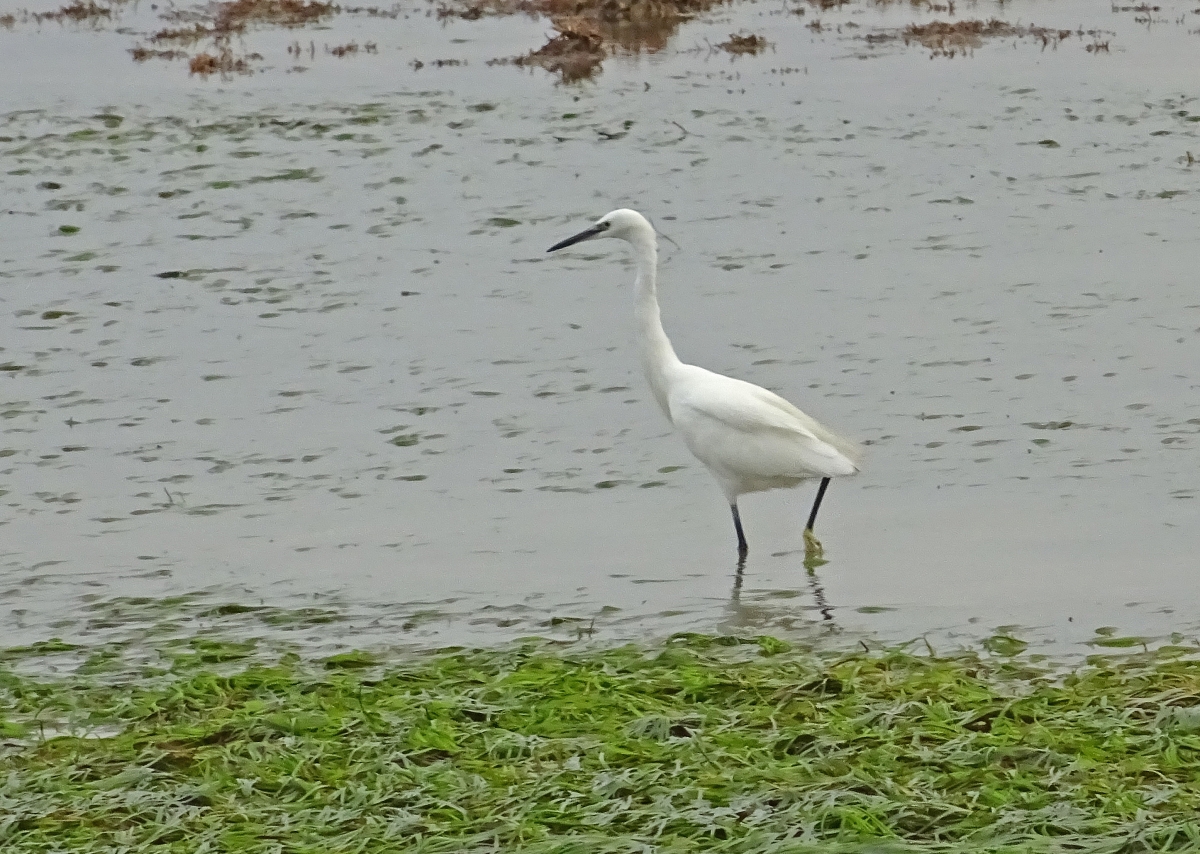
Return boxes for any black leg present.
[805,477,831,533]
[731,504,748,556]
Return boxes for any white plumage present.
[548,208,859,557]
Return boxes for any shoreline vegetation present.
[3,631,1200,851]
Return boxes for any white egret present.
[547,209,860,558]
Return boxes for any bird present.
[547,208,860,559]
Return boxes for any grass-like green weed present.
[2,634,1200,852]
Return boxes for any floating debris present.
[130,46,188,61]
[466,0,733,80]
[189,47,260,75]
[511,17,606,83]
[716,32,768,55]
[327,40,376,56]
[34,1,112,23]
[127,0,338,74]
[862,18,1115,58]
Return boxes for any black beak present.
[547,223,604,253]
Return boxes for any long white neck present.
[629,231,683,420]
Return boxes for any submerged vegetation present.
[3,632,1200,851]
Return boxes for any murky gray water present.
[1,0,1198,656]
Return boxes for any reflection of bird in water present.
[548,209,860,559]
[729,555,837,629]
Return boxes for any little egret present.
[547,209,860,558]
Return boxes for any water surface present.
[1,0,1198,656]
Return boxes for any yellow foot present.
[803,529,827,570]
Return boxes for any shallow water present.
[1,0,1198,657]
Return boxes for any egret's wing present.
[668,369,859,477]
[740,381,862,466]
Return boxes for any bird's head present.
[547,209,654,253]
